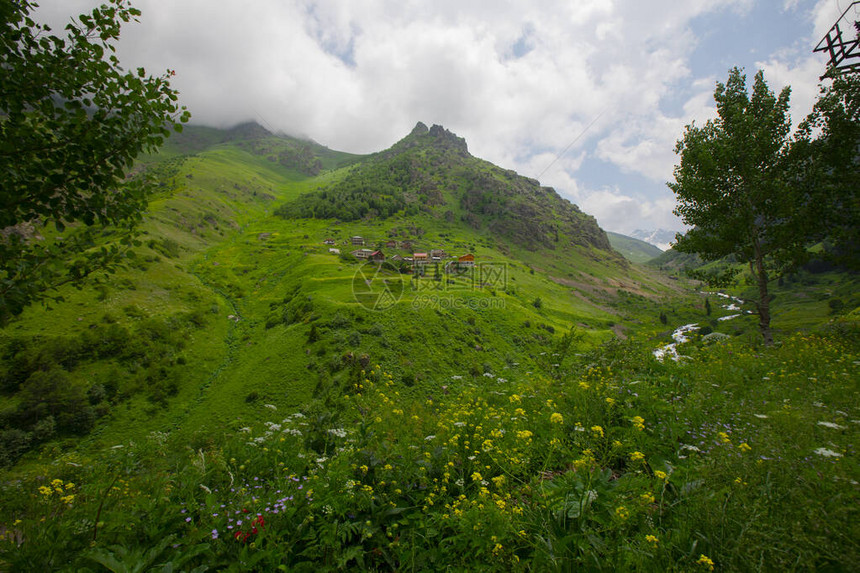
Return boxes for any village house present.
[369,250,385,262]
[328,248,340,254]
[351,248,374,259]
[323,238,336,245]
[458,253,475,267]
[430,249,448,259]
[385,240,398,248]
[412,252,429,265]
[351,236,366,246]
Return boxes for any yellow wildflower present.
[516,430,533,440]
[654,470,668,480]
[738,442,752,452]
[605,397,615,406]
[645,534,659,545]
[615,506,629,520]
[591,425,604,437]
[471,471,483,482]
[550,412,564,424]
[696,554,715,571]
[630,451,645,462]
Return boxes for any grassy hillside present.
[0,122,857,571]
[0,123,687,466]
[607,231,665,264]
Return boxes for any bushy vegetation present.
[276,156,411,221]
[1,329,856,570]
[0,308,213,466]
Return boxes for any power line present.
[536,109,607,180]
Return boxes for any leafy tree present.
[791,72,860,269]
[669,68,803,346]
[0,1,189,324]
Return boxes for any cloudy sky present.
[35,0,852,235]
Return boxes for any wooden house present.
[458,253,475,267]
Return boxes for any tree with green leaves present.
[791,71,860,270]
[0,1,189,325]
[669,68,804,346]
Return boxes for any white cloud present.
[578,188,682,235]
[29,0,830,234]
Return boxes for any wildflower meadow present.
[1,324,857,571]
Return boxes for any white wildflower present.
[814,448,843,457]
[817,421,847,430]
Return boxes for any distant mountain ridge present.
[606,231,665,264]
[277,122,623,263]
[629,228,676,251]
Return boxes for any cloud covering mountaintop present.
[35,0,844,233]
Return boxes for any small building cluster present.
[323,235,475,273]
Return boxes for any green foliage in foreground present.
[1,327,856,571]
[0,0,189,324]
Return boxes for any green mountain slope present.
[0,122,688,468]
[2,122,857,572]
[277,122,623,265]
[607,231,665,264]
